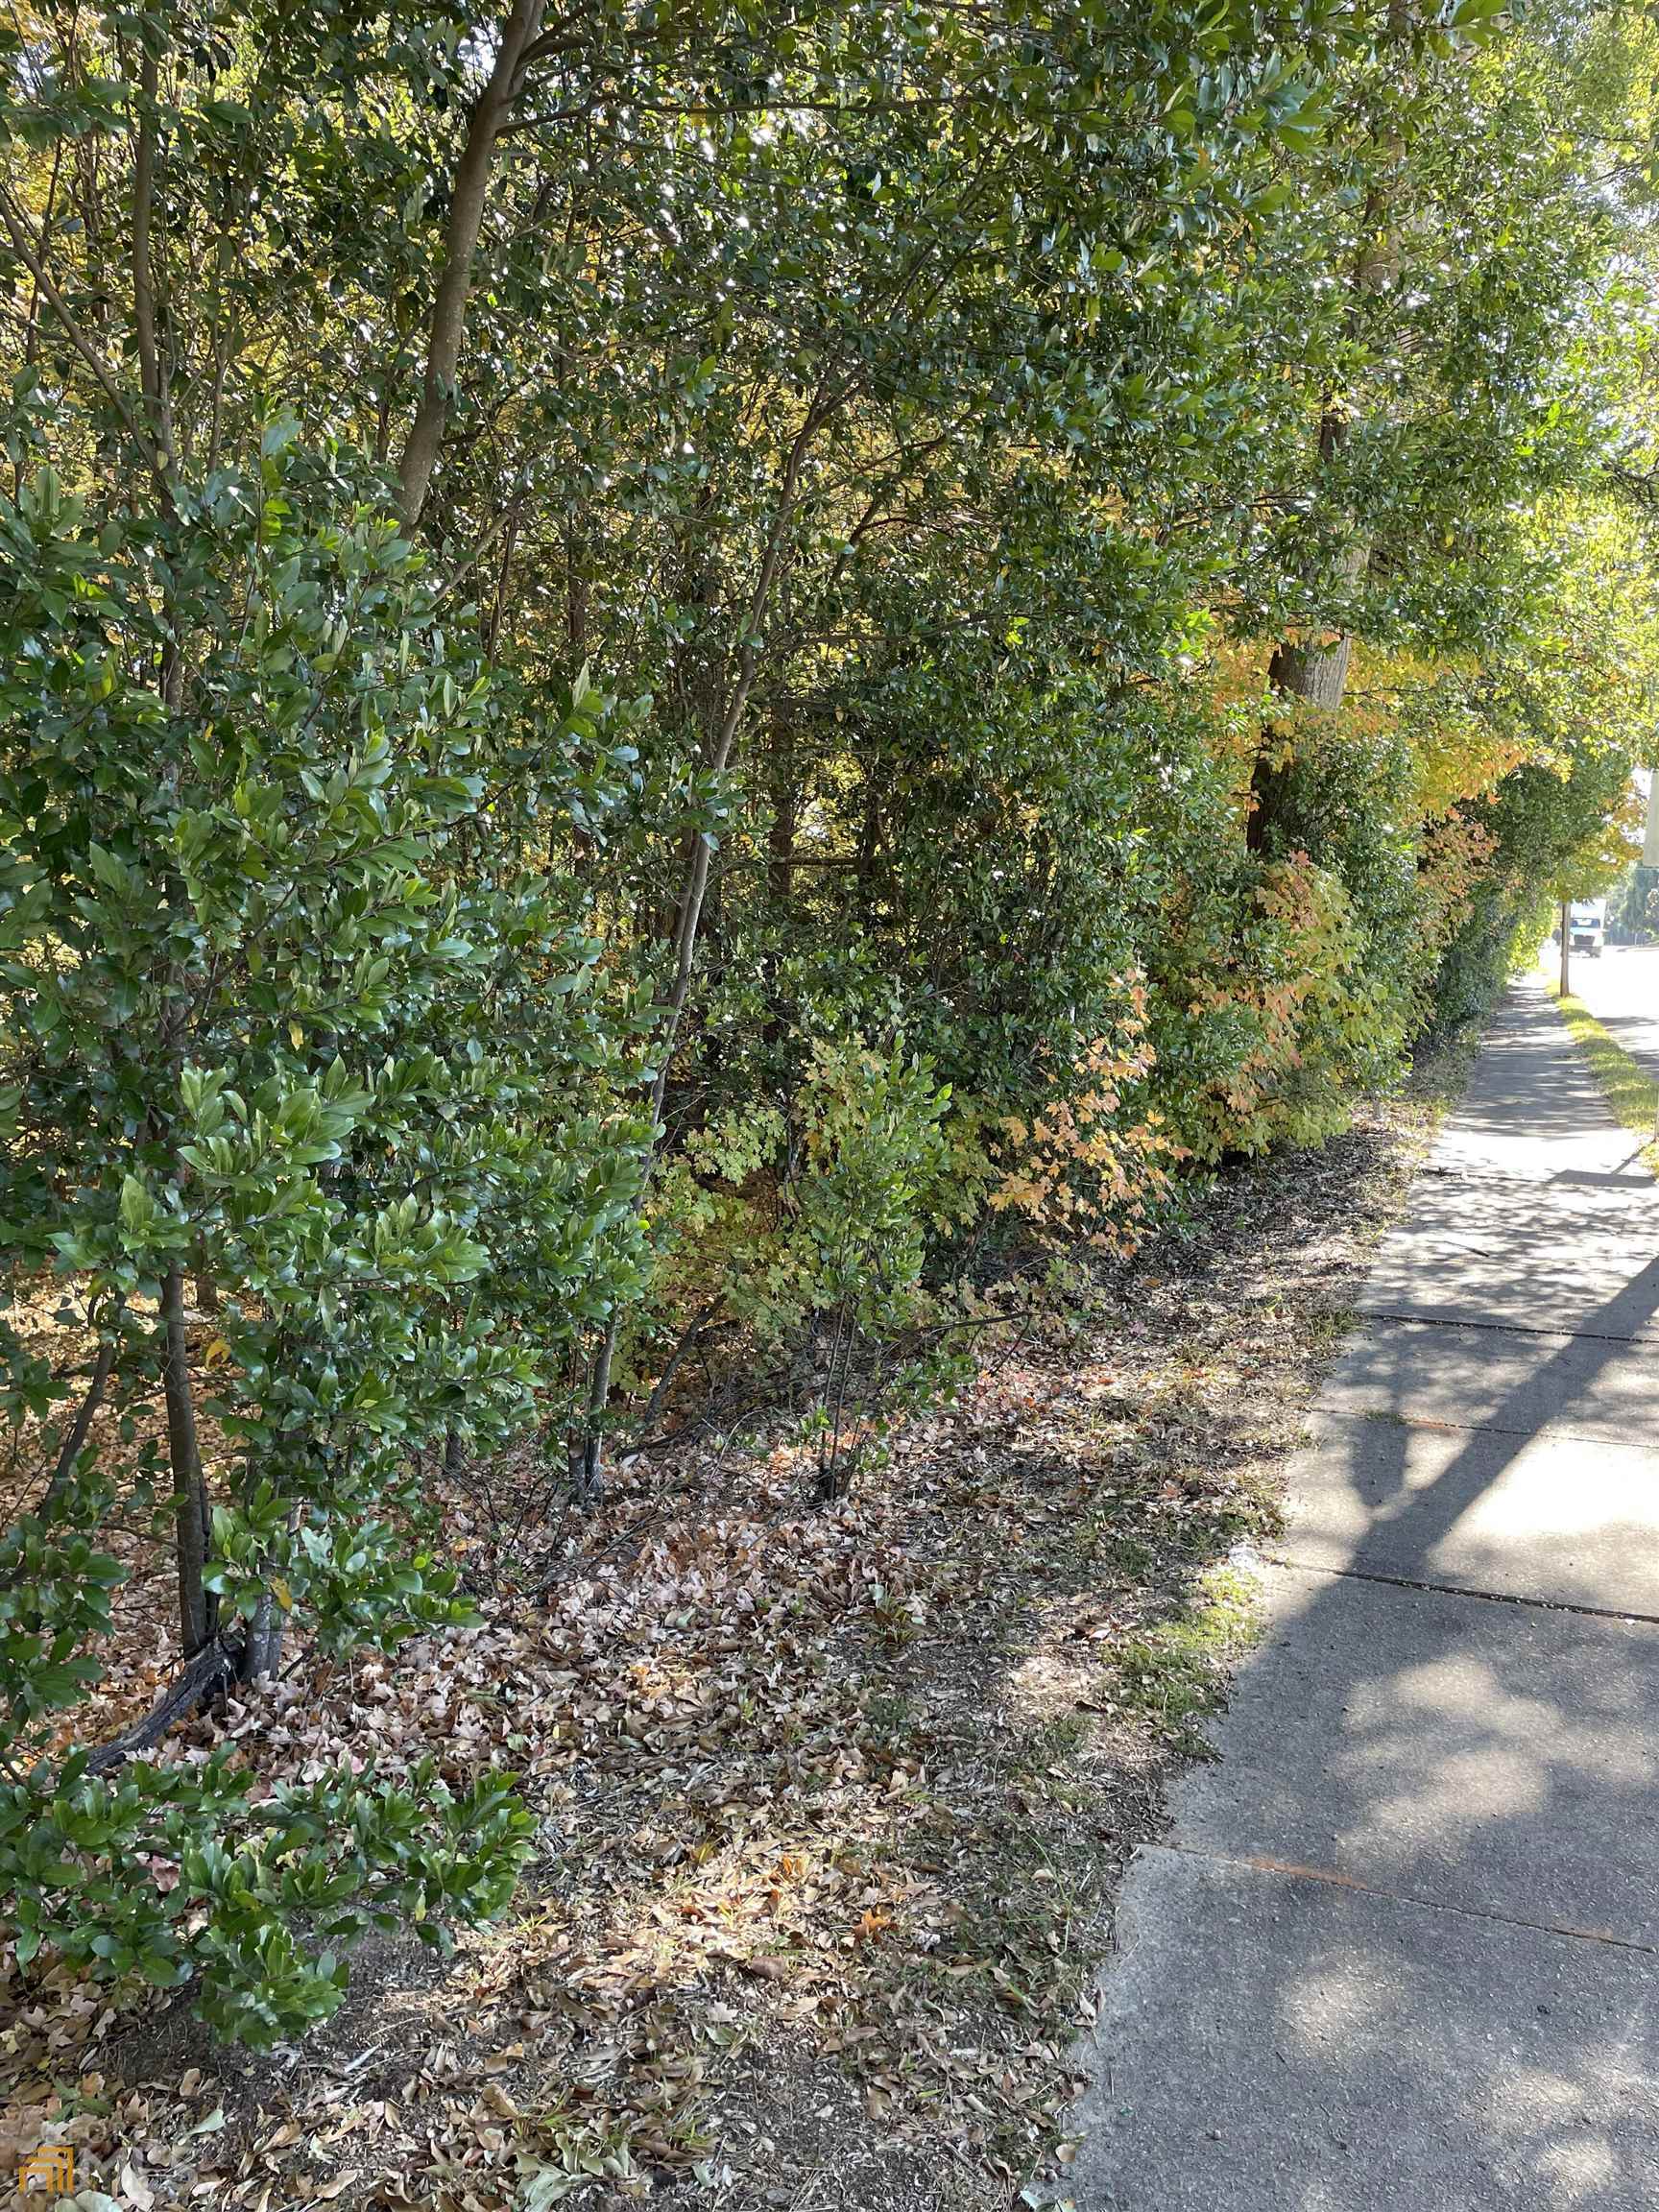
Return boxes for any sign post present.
[1560,901,1570,998]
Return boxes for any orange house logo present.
[17,2147,75,2195]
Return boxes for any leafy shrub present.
[642,1034,973,1355]
[989,982,1180,1251]
[0,436,640,2038]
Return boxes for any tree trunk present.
[238,1589,285,1687]
[576,399,837,1496]
[565,511,589,653]
[760,720,797,1046]
[766,724,797,908]
[855,757,886,918]
[1250,84,1403,851]
[132,48,173,470]
[1249,526,1368,854]
[161,1264,212,1651]
[1264,529,1368,712]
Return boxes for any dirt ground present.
[1,1058,1459,2212]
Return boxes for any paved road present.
[1070,981,1659,2209]
[1559,939,1659,1075]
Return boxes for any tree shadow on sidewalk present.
[1071,987,1659,2209]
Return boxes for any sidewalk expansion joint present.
[1266,1551,1659,1629]
[1145,1839,1658,1957]
[1357,1305,1656,1346]
[1330,1405,1659,1450]
[1419,1166,1659,1194]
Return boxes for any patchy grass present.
[0,1055,1463,2212]
[1111,1567,1260,1758]
[1552,987,1659,1174]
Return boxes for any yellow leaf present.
[272,1577,293,1612]
[204,1334,231,1368]
[289,1022,303,1050]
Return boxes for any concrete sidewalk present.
[1070,982,1659,2209]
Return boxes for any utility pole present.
[1559,901,1570,998]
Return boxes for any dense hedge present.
[1,0,1654,2041]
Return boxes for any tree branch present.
[36,1340,115,1519]
[0,184,160,483]
[132,44,174,473]
[397,0,548,527]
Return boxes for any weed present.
[1304,1304,1357,1355]
[1016,1712,1093,1776]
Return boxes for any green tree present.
[0,427,652,2036]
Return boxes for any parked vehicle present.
[1569,898,1607,958]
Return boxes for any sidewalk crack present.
[1316,1405,1651,1451]
[1265,1552,1659,1629]
[1146,1840,1658,1956]
[1357,1305,1656,1347]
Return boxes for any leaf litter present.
[1,1074,1452,2212]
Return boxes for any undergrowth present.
[0,1071,1457,2212]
